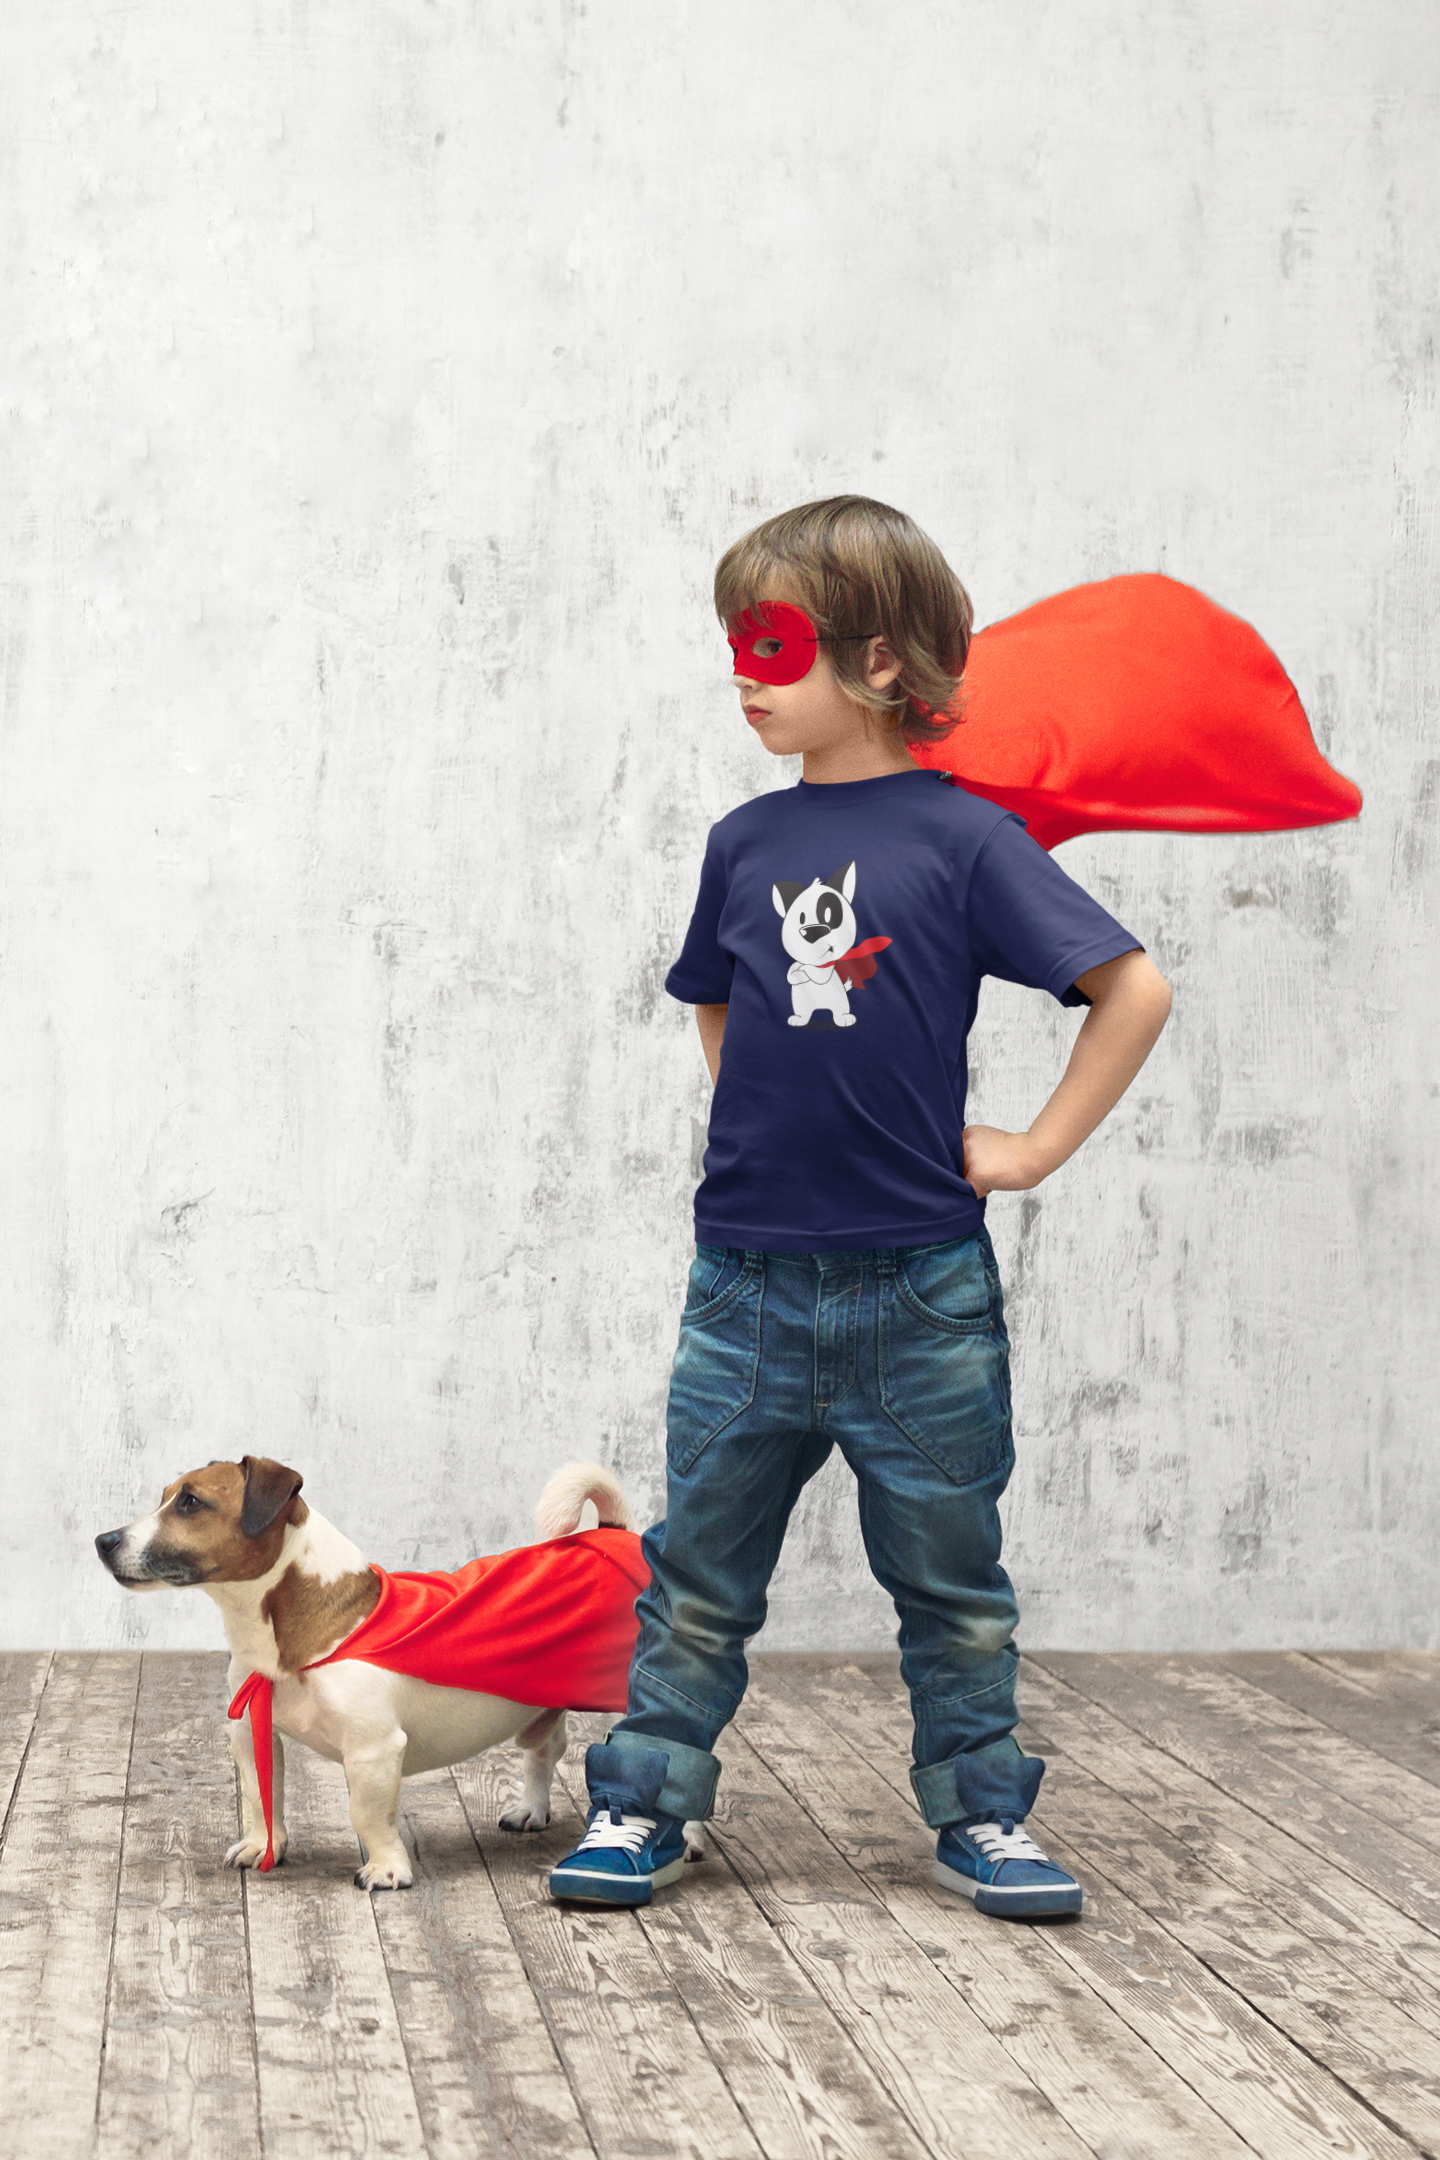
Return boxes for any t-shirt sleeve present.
[665,833,735,1005]
[967,814,1143,1007]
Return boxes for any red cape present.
[820,936,892,989]
[228,1527,648,1871]
[914,574,1362,850]
[309,1526,647,1709]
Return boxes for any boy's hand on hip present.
[961,1125,1047,1198]
[963,953,1173,1199]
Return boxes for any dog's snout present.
[95,1529,123,1560]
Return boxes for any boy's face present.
[730,592,904,761]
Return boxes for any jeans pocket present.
[880,1273,1013,1487]
[667,1260,762,1473]
[894,1234,993,1329]
[685,1244,747,1315]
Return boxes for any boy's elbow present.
[1132,952,1173,1027]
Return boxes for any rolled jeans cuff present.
[910,1736,1046,1829]
[600,1726,721,1822]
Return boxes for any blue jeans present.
[601,1229,1044,1830]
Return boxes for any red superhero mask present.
[727,602,882,686]
[727,601,825,685]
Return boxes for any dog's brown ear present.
[239,1456,304,1540]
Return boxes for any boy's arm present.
[962,949,1172,1196]
[696,1003,728,1086]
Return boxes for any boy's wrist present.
[1021,1129,1063,1184]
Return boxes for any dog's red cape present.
[228,1527,648,1872]
[912,574,1362,849]
[820,936,892,988]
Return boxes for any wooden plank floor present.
[4,1651,1439,2160]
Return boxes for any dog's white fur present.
[103,1461,697,1891]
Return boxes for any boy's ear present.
[824,861,857,904]
[773,880,804,917]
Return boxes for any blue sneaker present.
[935,1815,1083,1918]
[548,1743,689,1908]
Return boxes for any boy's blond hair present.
[714,495,972,748]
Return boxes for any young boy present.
[549,496,1172,1919]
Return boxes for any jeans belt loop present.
[876,1248,897,1279]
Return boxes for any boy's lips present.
[744,706,770,723]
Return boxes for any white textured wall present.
[3,2,1435,1652]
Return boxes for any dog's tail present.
[534,1461,634,1539]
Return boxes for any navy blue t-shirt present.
[665,768,1141,1252]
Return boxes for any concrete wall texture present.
[2,2,1436,1654]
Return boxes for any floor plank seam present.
[549,1759,763,2151]
[719,1719,1085,2158]
[1039,1823,1432,2160]
[1023,1655,1440,1940]
[1014,1719,1440,2053]
[454,1762,602,2160]
[93,1653,145,2135]
[235,1740,267,2160]
[770,1656,1427,2160]
[356,1793,430,2151]
[755,1669,1241,2160]
[0,1650,52,1863]
[1261,1655,1440,1796]
[698,1827,962,2155]
[553,1753,880,2160]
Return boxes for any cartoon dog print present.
[772,861,890,1028]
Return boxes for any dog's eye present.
[174,1492,201,1515]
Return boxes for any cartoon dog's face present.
[94,1456,307,1591]
[773,862,857,966]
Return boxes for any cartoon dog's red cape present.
[913,574,1362,848]
[228,1527,647,1871]
[821,936,892,988]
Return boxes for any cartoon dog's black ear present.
[823,861,857,903]
[239,1456,305,1539]
[773,880,804,917]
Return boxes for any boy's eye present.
[753,638,784,659]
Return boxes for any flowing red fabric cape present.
[228,1527,648,1871]
[912,574,1361,849]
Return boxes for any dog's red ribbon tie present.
[227,1671,278,1872]
[818,936,891,988]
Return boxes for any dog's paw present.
[683,1821,705,1863]
[355,1855,413,1892]
[835,1014,857,1027]
[224,1835,287,1871]
[498,1798,552,1832]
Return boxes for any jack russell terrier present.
[95,1455,693,1890]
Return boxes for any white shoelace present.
[575,1808,658,1855]
[965,1819,1051,1867]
